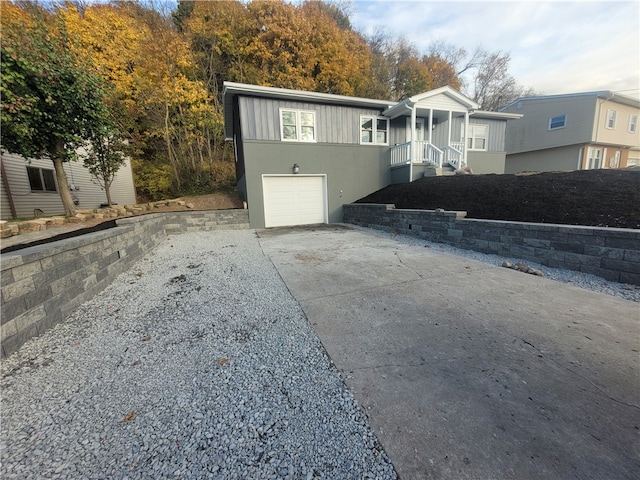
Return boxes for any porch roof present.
[382,86,479,119]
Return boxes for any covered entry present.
[262,175,327,227]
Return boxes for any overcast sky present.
[350,0,640,98]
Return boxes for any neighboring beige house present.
[1,152,137,220]
[501,91,640,173]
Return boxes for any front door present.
[405,118,425,142]
[586,147,603,169]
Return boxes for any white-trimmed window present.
[27,166,57,192]
[628,114,638,133]
[280,108,316,142]
[360,116,389,145]
[548,114,566,130]
[467,124,488,151]
[606,109,617,129]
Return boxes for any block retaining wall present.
[344,203,640,286]
[0,210,249,358]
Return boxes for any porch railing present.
[390,141,443,167]
[390,142,411,165]
[423,142,443,167]
[445,145,464,170]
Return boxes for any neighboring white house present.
[0,152,137,219]
[501,91,640,173]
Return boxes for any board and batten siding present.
[238,96,384,144]
[0,152,137,219]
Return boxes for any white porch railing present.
[390,142,411,165]
[390,141,443,167]
[450,141,465,152]
[445,145,465,170]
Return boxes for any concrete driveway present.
[258,225,640,480]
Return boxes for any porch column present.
[447,111,452,147]
[409,106,416,182]
[463,110,470,167]
[428,109,433,144]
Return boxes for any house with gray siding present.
[223,82,521,228]
[1,152,137,219]
[501,91,640,173]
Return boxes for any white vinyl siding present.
[1,152,136,219]
[606,109,617,129]
[279,108,316,142]
[548,114,566,130]
[360,116,389,145]
[628,114,638,133]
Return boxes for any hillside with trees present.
[1,0,534,203]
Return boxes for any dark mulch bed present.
[0,220,118,254]
[356,169,640,229]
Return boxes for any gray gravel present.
[347,224,640,302]
[0,230,397,480]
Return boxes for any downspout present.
[447,111,453,166]
[409,105,416,183]
[577,147,584,170]
[428,109,433,144]
[0,156,17,219]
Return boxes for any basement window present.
[27,166,57,192]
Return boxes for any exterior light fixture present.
[293,163,300,174]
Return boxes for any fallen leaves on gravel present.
[121,411,136,422]
[218,358,229,366]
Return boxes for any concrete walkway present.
[258,224,640,480]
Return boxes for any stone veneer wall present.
[344,204,640,285]
[0,210,249,358]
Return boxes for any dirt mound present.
[356,169,640,229]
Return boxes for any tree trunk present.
[52,156,77,217]
[104,174,113,207]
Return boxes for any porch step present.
[424,165,456,177]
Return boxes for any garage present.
[262,175,327,228]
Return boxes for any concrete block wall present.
[1,210,249,358]
[344,204,640,285]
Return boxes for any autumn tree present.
[83,129,128,207]
[364,32,462,100]
[184,0,373,96]
[1,2,111,216]
[62,2,228,199]
[428,41,536,110]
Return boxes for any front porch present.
[382,86,479,181]
[390,140,466,170]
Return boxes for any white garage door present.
[263,175,327,227]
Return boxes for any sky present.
[349,0,640,98]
